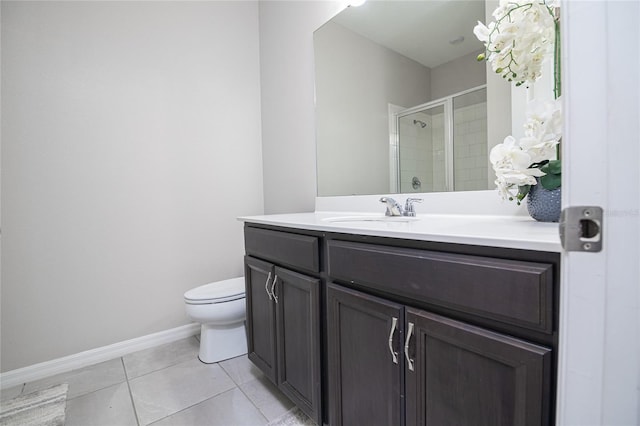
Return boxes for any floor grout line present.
[121,357,141,426]
[125,356,248,425]
[19,339,283,426]
[212,358,270,425]
[236,385,271,426]
[146,386,247,426]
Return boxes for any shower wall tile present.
[454,102,487,191]
[399,113,433,193]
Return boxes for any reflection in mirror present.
[452,87,488,191]
[394,86,488,193]
[314,1,507,197]
[398,103,447,193]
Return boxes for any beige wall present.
[1,1,264,371]
[315,21,431,197]
[0,0,514,374]
[259,1,344,213]
[430,50,486,101]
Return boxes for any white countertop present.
[238,211,562,253]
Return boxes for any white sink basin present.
[322,215,420,224]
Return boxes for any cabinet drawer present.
[327,240,553,333]
[245,226,319,273]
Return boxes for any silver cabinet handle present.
[264,272,273,300]
[388,317,399,364]
[404,321,415,371]
[271,274,279,304]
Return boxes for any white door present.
[557,1,639,425]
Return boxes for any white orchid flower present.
[489,96,562,202]
[525,98,563,141]
[519,135,558,161]
[478,0,562,203]
[473,21,490,43]
[475,0,557,87]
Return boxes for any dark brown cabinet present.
[244,224,559,426]
[327,283,552,426]
[244,227,322,424]
[326,284,403,426]
[274,266,321,421]
[405,308,551,426]
[326,239,555,426]
[245,256,277,382]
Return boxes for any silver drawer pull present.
[404,321,414,371]
[264,272,273,300]
[271,274,279,304]
[388,317,399,364]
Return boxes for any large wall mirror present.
[314,0,512,197]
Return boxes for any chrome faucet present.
[379,197,404,216]
[379,197,423,217]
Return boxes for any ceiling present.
[332,0,486,69]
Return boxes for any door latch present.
[559,206,603,252]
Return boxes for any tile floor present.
[1,336,306,425]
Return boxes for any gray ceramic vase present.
[526,178,561,222]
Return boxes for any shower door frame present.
[392,84,487,193]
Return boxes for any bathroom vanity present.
[241,212,561,426]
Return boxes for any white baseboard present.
[0,323,200,390]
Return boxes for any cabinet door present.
[244,256,277,383]
[327,283,404,426]
[273,267,322,425]
[405,308,551,426]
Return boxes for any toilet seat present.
[184,277,246,305]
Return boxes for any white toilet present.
[184,277,248,364]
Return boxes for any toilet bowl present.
[184,277,247,364]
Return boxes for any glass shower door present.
[397,103,447,193]
[393,85,488,193]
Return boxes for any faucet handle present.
[404,198,423,217]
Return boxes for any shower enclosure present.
[390,86,488,193]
